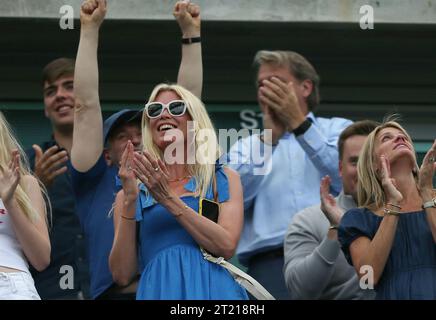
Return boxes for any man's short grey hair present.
[254,50,320,111]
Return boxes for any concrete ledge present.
[1,0,435,24]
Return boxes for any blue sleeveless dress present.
[134,165,248,300]
[339,208,436,299]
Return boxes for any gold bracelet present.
[121,215,136,221]
[386,202,402,210]
[329,225,338,230]
[174,204,189,218]
[383,208,401,216]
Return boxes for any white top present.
[0,198,29,273]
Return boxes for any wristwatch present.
[423,198,436,209]
[181,37,201,44]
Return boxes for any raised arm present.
[174,1,203,98]
[71,0,107,172]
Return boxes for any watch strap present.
[181,37,201,44]
[293,119,312,136]
[423,198,436,209]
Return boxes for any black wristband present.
[181,37,201,44]
[293,119,312,136]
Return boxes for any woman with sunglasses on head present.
[0,111,50,299]
[337,119,436,299]
[72,0,205,299]
[109,83,248,300]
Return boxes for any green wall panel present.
[1,103,433,165]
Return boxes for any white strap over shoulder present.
[201,249,276,300]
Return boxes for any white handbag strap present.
[201,248,276,300]
[202,176,275,300]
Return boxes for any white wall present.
[1,0,436,24]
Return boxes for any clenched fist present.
[174,0,201,38]
[80,0,107,28]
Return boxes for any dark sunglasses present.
[145,100,187,118]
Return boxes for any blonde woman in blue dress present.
[109,83,248,300]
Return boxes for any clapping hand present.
[261,105,286,145]
[418,139,436,200]
[259,77,306,132]
[119,141,139,203]
[379,154,403,204]
[320,175,343,226]
[0,150,21,203]
[133,151,173,203]
[32,145,68,188]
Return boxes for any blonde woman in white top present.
[0,111,50,299]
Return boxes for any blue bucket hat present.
[103,109,142,143]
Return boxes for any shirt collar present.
[306,112,316,124]
[337,191,357,213]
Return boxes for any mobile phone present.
[199,198,219,223]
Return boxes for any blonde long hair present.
[0,111,48,222]
[142,83,222,198]
[357,120,419,209]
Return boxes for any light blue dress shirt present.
[228,112,352,265]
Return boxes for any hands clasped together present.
[119,141,175,206]
[379,140,435,206]
[259,77,306,145]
